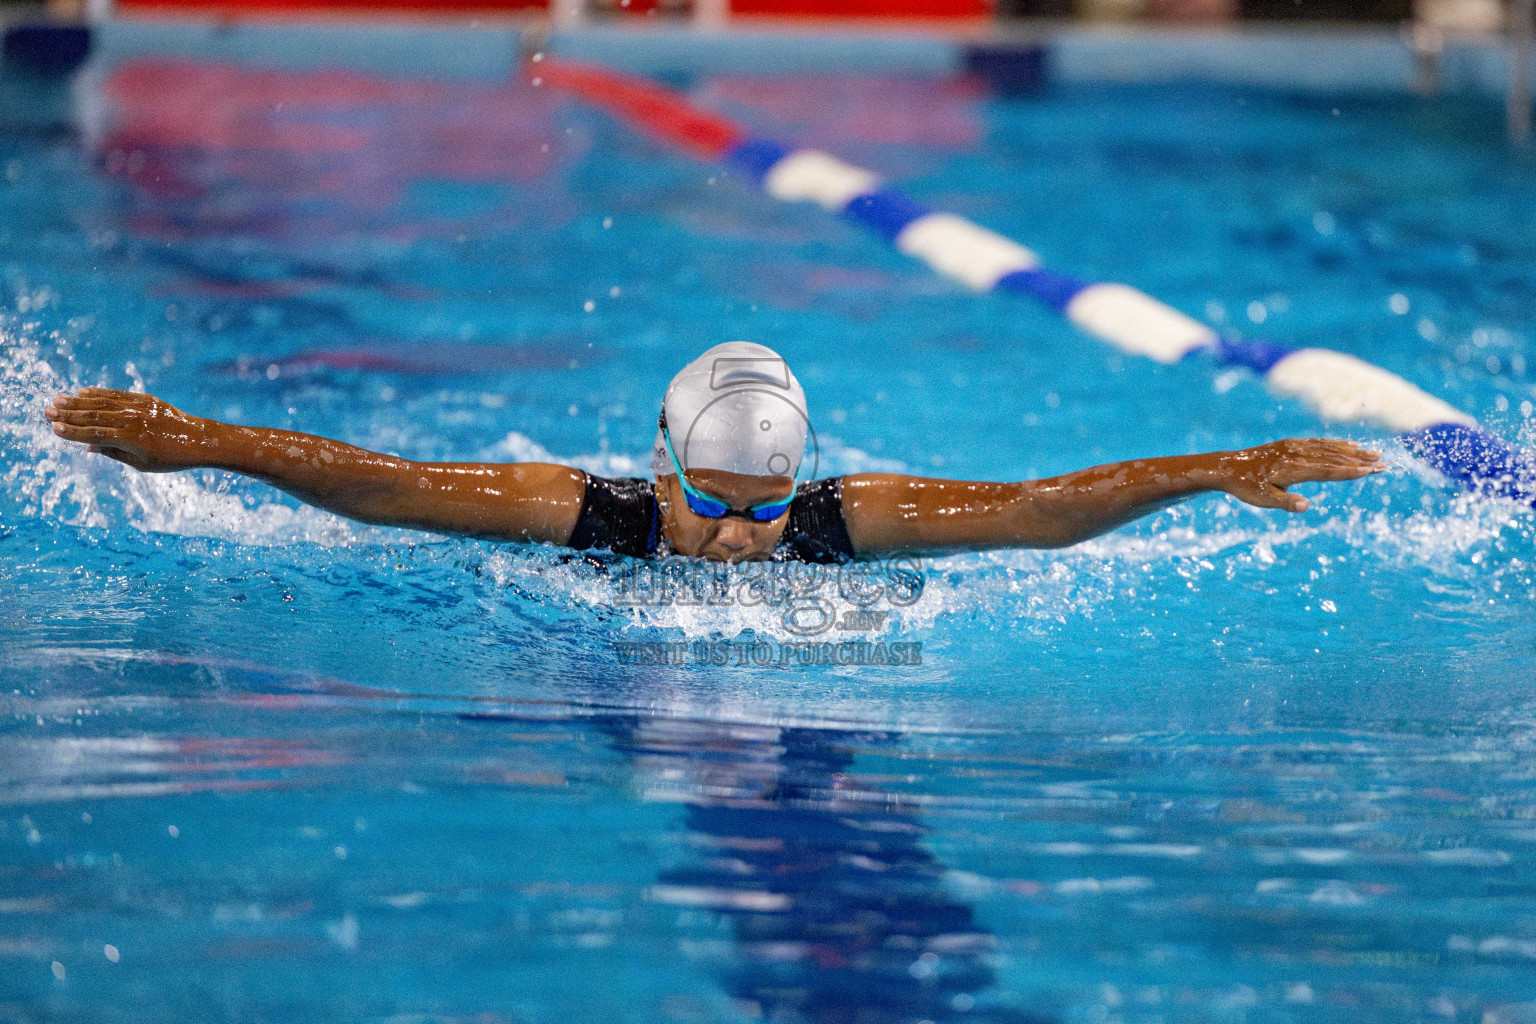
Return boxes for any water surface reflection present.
[597,714,1048,1024]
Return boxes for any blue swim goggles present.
[658,411,796,522]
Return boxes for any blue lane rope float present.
[541,61,1536,506]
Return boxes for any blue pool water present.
[4,45,1536,1023]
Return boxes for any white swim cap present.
[650,342,809,480]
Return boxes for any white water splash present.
[1,322,381,547]
[2,325,112,529]
[490,429,646,477]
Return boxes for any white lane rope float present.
[536,59,1536,505]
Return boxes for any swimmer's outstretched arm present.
[46,389,586,543]
[840,439,1384,556]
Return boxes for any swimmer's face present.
[657,468,795,563]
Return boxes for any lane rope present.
[534,58,1536,505]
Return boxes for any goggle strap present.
[661,414,797,521]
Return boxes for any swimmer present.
[46,341,1383,563]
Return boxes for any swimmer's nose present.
[713,519,754,555]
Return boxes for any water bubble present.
[1285,982,1315,1004]
[326,913,359,950]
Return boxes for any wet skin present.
[47,388,1384,561]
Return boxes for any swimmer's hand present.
[1214,438,1383,514]
[47,388,212,472]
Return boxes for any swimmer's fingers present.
[1223,439,1384,513]
[45,405,139,428]
[49,396,122,411]
[1267,484,1310,513]
[51,422,127,444]
[1251,439,1384,480]
[1305,461,1382,482]
[1322,444,1385,468]
[1229,480,1310,513]
[50,392,157,424]
[1272,460,1383,486]
[1271,438,1382,462]
[55,390,163,413]
[47,391,207,473]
